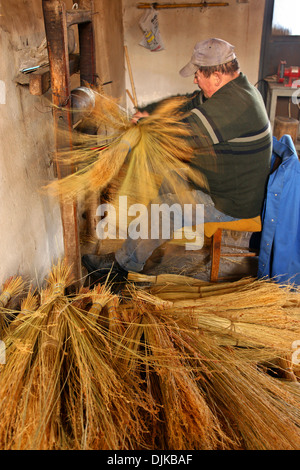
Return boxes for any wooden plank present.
[42,0,82,286]
[77,0,97,86]
[76,0,98,240]
[29,68,51,95]
[69,53,80,75]
[220,253,258,258]
[66,9,92,27]
[137,2,229,8]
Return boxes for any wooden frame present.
[42,0,97,287]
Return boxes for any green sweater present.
[141,73,272,218]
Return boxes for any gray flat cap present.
[179,38,236,77]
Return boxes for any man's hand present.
[131,110,149,124]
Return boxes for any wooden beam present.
[77,0,97,86]
[66,9,92,27]
[210,228,222,282]
[137,2,229,8]
[28,55,79,96]
[76,0,99,241]
[42,0,82,286]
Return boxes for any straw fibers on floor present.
[0,261,300,450]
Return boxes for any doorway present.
[258,0,300,148]
[259,0,300,101]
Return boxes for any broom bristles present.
[44,92,212,222]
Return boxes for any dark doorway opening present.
[258,0,300,149]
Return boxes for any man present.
[82,38,272,284]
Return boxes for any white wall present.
[122,0,266,111]
[0,1,64,285]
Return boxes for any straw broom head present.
[44,92,211,211]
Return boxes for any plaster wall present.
[0,0,126,286]
[122,0,266,111]
[0,0,65,285]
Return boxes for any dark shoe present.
[82,253,128,291]
[82,252,117,272]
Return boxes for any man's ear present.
[213,72,223,87]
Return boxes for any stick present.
[137,3,229,8]
[126,89,136,107]
[124,46,138,108]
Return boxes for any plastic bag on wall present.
[139,8,165,52]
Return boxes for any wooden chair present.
[204,216,262,282]
[170,216,261,282]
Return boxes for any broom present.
[130,275,300,364]
[0,261,74,449]
[61,294,156,449]
[44,91,211,224]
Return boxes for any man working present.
[82,38,272,283]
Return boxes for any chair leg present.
[210,228,222,282]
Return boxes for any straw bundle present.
[45,91,210,226]
[118,285,300,450]
[0,261,74,449]
[128,274,300,354]
[1,261,300,450]
[0,261,155,450]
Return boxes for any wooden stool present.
[273,116,299,145]
[204,217,262,282]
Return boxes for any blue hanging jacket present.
[257,134,300,285]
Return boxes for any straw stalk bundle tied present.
[0,261,155,450]
[129,274,300,356]
[119,285,300,450]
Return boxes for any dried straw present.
[1,261,300,450]
[44,91,211,225]
[119,284,300,449]
[0,261,155,450]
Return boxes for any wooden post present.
[42,0,82,286]
[77,0,99,240]
[77,0,97,86]
[210,228,222,282]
